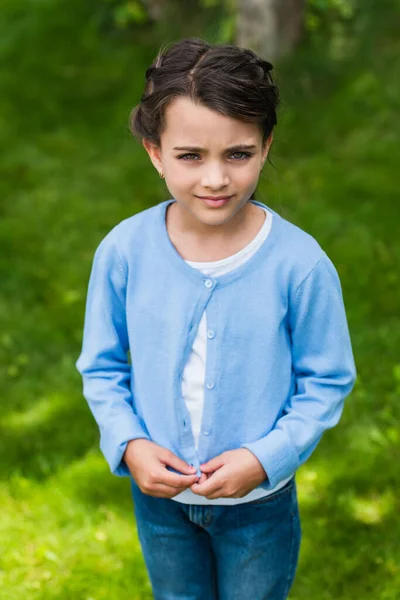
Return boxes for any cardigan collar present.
[157,198,280,287]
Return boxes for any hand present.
[123,439,199,498]
[190,448,267,500]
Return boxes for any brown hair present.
[129,37,280,199]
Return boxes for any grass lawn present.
[1,0,399,597]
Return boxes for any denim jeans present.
[130,476,301,600]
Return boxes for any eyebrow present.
[173,144,257,152]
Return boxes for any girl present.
[76,37,356,600]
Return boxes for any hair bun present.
[249,55,274,80]
[260,59,273,72]
[145,66,156,80]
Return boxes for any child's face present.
[143,96,272,230]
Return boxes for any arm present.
[75,231,150,477]
[241,252,357,489]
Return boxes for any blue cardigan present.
[75,199,357,490]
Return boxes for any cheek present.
[168,162,196,188]
[236,165,260,188]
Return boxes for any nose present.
[201,162,230,191]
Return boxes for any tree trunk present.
[142,0,167,21]
[236,0,305,62]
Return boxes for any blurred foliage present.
[112,1,148,27]
[306,0,360,60]
[308,0,355,19]
[99,0,359,51]
[90,0,366,66]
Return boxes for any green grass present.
[1,0,399,597]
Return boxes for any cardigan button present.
[205,382,215,389]
[207,330,215,339]
[204,279,214,289]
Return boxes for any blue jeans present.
[130,476,301,600]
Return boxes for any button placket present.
[178,280,216,458]
[197,279,218,456]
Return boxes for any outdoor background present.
[1,0,399,598]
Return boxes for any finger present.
[160,451,197,475]
[191,471,224,496]
[157,470,199,489]
[197,472,209,485]
[143,482,187,498]
[200,454,226,473]
[203,488,225,500]
[189,471,208,492]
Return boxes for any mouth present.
[196,195,234,208]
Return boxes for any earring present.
[159,171,164,179]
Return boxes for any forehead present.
[161,96,261,148]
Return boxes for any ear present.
[261,131,273,166]
[142,138,163,174]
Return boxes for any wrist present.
[124,439,137,457]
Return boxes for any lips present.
[199,196,233,200]
[198,196,233,208]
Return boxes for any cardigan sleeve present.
[75,232,150,477]
[241,252,357,490]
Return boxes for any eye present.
[230,151,253,160]
[177,151,253,161]
[177,153,200,161]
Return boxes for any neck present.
[167,199,257,243]
[165,200,266,262]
